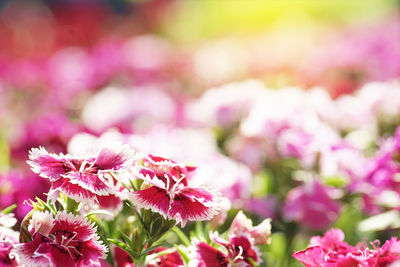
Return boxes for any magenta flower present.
[14,211,107,267]
[283,180,341,230]
[293,228,400,266]
[130,155,220,226]
[28,145,134,204]
[190,233,262,267]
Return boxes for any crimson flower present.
[190,233,262,267]
[28,145,133,204]
[14,211,107,267]
[130,155,220,226]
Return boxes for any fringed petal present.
[168,187,220,227]
[130,187,170,219]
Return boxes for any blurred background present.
[0,0,399,266]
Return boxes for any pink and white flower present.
[14,211,107,267]
[228,211,271,245]
[129,155,220,226]
[27,145,134,204]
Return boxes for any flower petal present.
[67,172,112,196]
[168,187,220,227]
[129,187,170,218]
[95,145,134,171]
[28,147,72,181]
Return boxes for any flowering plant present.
[0,144,271,267]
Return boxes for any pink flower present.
[293,228,400,266]
[28,145,134,204]
[243,196,277,220]
[130,155,220,226]
[14,211,107,267]
[228,211,271,245]
[283,180,341,230]
[190,233,262,267]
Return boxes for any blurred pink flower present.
[283,180,341,230]
[244,196,277,220]
[0,171,49,220]
[354,126,400,213]
[11,114,82,163]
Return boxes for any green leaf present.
[107,238,134,256]
[119,231,133,248]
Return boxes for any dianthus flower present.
[14,211,107,267]
[28,145,134,204]
[293,228,400,266]
[129,155,220,226]
[190,232,262,267]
